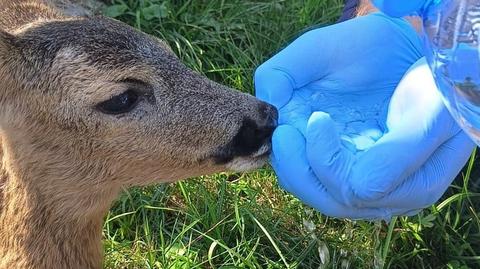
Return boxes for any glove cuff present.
[373,0,435,17]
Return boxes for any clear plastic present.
[423,0,480,144]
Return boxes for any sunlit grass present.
[101,1,480,268]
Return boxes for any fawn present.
[0,1,277,268]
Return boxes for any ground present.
[100,1,480,268]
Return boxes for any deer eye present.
[97,89,140,115]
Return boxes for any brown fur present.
[0,1,276,268]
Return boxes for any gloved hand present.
[255,12,475,220]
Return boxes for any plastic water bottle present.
[423,0,480,144]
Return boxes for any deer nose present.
[233,102,278,155]
[212,102,278,164]
[254,102,278,142]
[260,102,278,128]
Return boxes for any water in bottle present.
[423,0,480,144]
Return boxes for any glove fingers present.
[305,112,356,206]
[359,131,474,209]
[349,58,454,202]
[272,125,388,220]
[255,13,422,108]
[254,68,295,109]
[349,132,435,202]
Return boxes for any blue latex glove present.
[255,13,475,220]
[373,0,433,17]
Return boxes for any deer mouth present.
[223,147,272,172]
[211,122,275,172]
[212,116,275,157]
[251,143,271,158]
[210,101,277,171]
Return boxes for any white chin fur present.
[252,144,270,158]
[226,155,269,172]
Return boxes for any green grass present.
[100,1,480,268]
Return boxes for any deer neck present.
[0,134,120,269]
